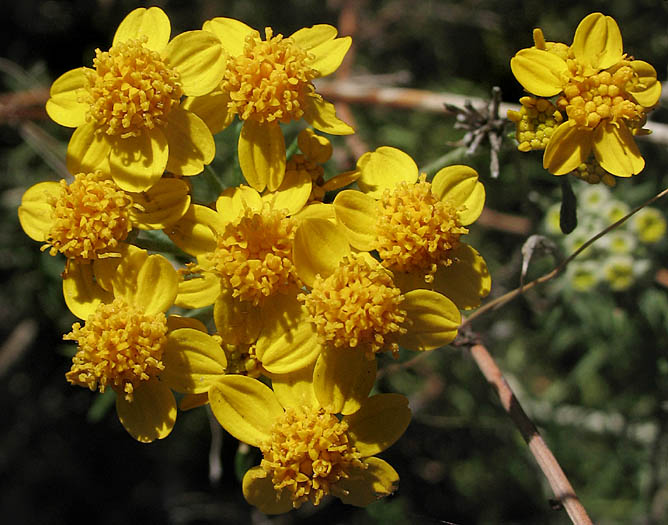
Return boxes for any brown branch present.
[470,343,593,525]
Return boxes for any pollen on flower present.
[375,175,469,282]
[205,205,300,305]
[222,27,319,124]
[558,65,644,129]
[43,172,133,260]
[64,298,168,401]
[83,37,183,138]
[571,157,616,186]
[260,405,365,508]
[300,254,407,358]
[507,96,564,152]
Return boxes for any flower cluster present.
[509,12,661,181]
[18,6,492,515]
[544,184,666,292]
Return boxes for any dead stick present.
[470,343,593,525]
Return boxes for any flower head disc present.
[204,204,300,305]
[84,37,184,138]
[44,172,133,260]
[376,175,468,282]
[260,405,365,508]
[64,297,168,401]
[301,254,407,358]
[507,96,564,152]
[223,342,263,378]
[224,27,318,124]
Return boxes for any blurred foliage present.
[2,0,668,524]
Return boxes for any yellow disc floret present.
[84,37,183,138]
[222,342,263,378]
[507,96,564,152]
[206,205,300,305]
[558,64,643,130]
[43,172,133,260]
[260,405,365,508]
[376,175,468,282]
[301,254,407,358]
[64,298,168,401]
[571,157,616,186]
[222,28,319,124]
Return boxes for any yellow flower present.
[293,217,461,411]
[630,207,666,243]
[62,248,228,442]
[332,146,490,309]
[18,171,191,262]
[571,157,616,186]
[209,372,410,513]
[45,7,227,192]
[188,18,354,192]
[510,12,661,177]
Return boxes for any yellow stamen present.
[300,254,407,358]
[260,406,365,508]
[43,172,133,260]
[64,298,168,401]
[222,28,319,124]
[84,37,183,138]
[376,175,468,282]
[204,205,300,305]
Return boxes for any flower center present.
[64,298,168,401]
[260,406,365,508]
[375,175,468,282]
[559,65,643,129]
[507,96,564,152]
[205,205,300,305]
[83,37,183,138]
[300,254,407,358]
[572,157,615,187]
[44,172,133,260]
[222,28,319,124]
[222,342,263,378]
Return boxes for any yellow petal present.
[431,165,485,225]
[303,94,355,135]
[161,328,227,393]
[93,244,147,293]
[290,24,338,51]
[543,122,592,175]
[333,190,378,251]
[331,457,399,507]
[572,13,623,71]
[202,17,255,57]
[175,272,220,309]
[215,185,263,222]
[238,120,286,192]
[293,218,351,287]
[431,244,491,309]
[167,314,208,332]
[270,365,318,409]
[129,177,191,229]
[18,182,60,241]
[45,68,89,127]
[208,375,283,447]
[242,466,294,515]
[66,121,112,175]
[255,293,321,374]
[183,92,234,135]
[510,48,567,97]
[179,392,209,411]
[629,60,661,108]
[313,349,377,415]
[108,129,168,192]
[63,260,113,320]
[112,7,171,52]
[164,30,227,96]
[213,289,263,345]
[117,254,178,314]
[293,202,337,222]
[343,393,411,456]
[356,146,418,198]
[115,379,176,442]
[262,167,311,216]
[593,121,644,177]
[308,36,352,77]
[164,108,215,176]
[398,289,461,351]
[164,204,222,256]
